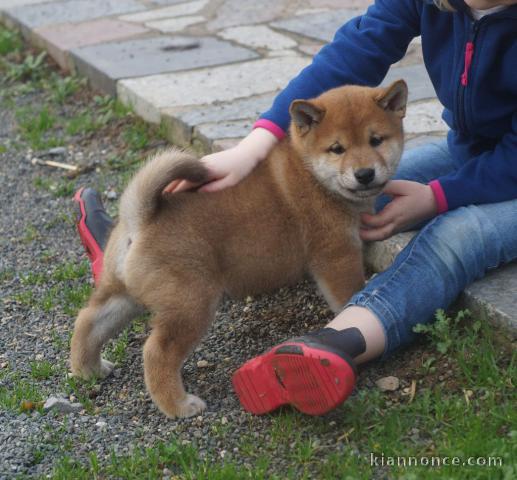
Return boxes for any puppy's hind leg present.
[70,287,142,379]
[143,281,221,418]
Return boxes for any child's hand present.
[163,128,279,194]
[360,180,437,241]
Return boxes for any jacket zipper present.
[457,19,481,133]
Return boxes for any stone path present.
[1,0,515,333]
[0,0,444,150]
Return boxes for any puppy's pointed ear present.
[375,80,408,118]
[289,100,325,135]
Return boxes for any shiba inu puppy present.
[70,80,408,418]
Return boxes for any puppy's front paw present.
[172,394,206,418]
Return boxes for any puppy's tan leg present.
[310,248,365,312]
[70,288,142,379]
[143,286,220,418]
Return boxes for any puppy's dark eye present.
[328,143,345,155]
[370,135,384,147]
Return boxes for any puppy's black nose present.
[354,168,375,185]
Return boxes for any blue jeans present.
[347,140,517,357]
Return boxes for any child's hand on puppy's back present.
[163,128,278,194]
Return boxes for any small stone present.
[48,147,67,156]
[43,396,83,414]
[106,190,118,200]
[96,420,108,429]
[197,360,209,368]
[375,376,400,392]
[221,416,228,425]
[35,353,44,361]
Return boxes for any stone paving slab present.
[206,0,292,30]
[151,0,198,5]
[162,93,276,146]
[4,0,145,30]
[0,0,49,8]
[71,35,259,96]
[404,99,448,136]
[118,55,309,123]
[462,263,517,337]
[32,19,150,71]
[271,9,361,43]
[194,119,253,151]
[145,15,205,33]
[119,0,209,23]
[220,25,298,51]
[382,64,436,102]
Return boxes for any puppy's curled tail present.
[119,148,209,231]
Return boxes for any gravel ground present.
[0,65,452,479]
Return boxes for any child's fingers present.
[163,180,202,194]
[360,206,395,228]
[163,179,181,194]
[199,175,234,192]
[360,223,396,242]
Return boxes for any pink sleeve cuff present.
[253,119,286,140]
[429,180,449,214]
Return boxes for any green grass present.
[52,260,89,282]
[65,112,101,136]
[51,442,275,480]
[23,223,40,243]
[5,51,47,82]
[30,360,56,380]
[50,75,85,104]
[0,27,22,56]
[61,376,95,414]
[13,260,91,314]
[123,120,151,151]
[105,329,130,365]
[0,268,15,283]
[0,372,43,412]
[15,105,60,150]
[20,271,47,286]
[33,176,75,198]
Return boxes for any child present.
[76,0,517,415]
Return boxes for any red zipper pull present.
[461,41,474,86]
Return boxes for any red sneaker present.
[73,188,113,285]
[232,339,357,416]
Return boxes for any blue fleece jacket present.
[258,0,517,212]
